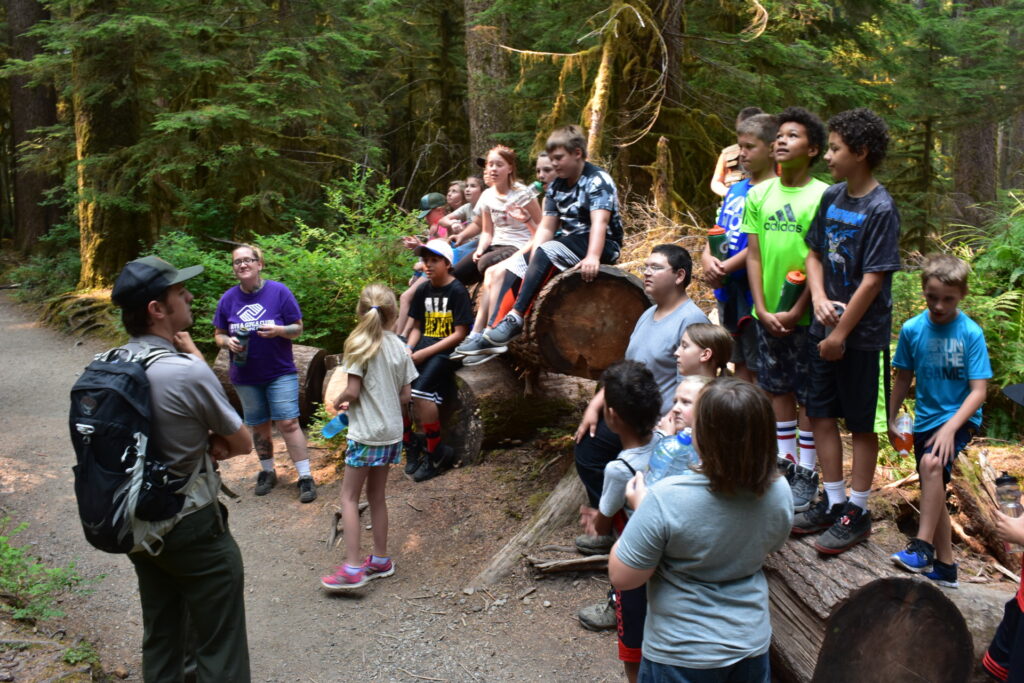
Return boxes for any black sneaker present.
[924,560,959,589]
[814,502,871,554]
[255,470,277,496]
[404,434,424,476]
[791,498,846,536]
[297,476,317,503]
[412,446,455,483]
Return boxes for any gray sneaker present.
[462,352,502,367]
[483,314,523,345]
[255,469,277,496]
[575,533,614,556]
[790,465,819,512]
[454,335,502,357]
[297,476,317,503]
[578,600,617,631]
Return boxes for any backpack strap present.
[614,457,637,477]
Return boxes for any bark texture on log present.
[439,359,524,466]
[811,578,973,683]
[514,265,652,380]
[469,468,586,588]
[213,344,325,424]
[952,450,1015,568]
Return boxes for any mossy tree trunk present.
[72,0,149,288]
[465,0,512,157]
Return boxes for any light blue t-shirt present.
[625,299,710,414]
[598,438,655,519]
[893,310,992,432]
[616,473,792,669]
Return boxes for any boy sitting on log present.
[889,254,991,587]
[465,124,623,355]
[796,108,902,554]
[403,239,473,482]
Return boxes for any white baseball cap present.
[414,239,455,265]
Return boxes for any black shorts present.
[754,321,809,402]
[913,424,976,486]
[984,594,1024,682]
[411,351,458,405]
[804,339,889,433]
[451,245,518,286]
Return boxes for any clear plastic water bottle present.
[507,181,543,208]
[892,412,914,456]
[321,412,348,439]
[647,428,697,485]
[996,471,1023,553]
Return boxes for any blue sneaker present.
[924,560,958,589]
[891,537,935,573]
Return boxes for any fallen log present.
[468,468,586,588]
[811,578,973,683]
[767,536,1006,682]
[512,264,652,380]
[213,344,326,425]
[951,449,1014,568]
[525,554,608,574]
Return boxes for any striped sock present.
[776,420,798,462]
[798,430,817,470]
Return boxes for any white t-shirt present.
[343,332,419,446]
[476,183,534,248]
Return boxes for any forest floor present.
[1,290,1022,682]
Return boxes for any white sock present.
[260,458,276,473]
[824,480,847,508]
[508,310,523,324]
[295,459,311,478]
[466,331,482,341]
[798,430,817,470]
[776,420,798,462]
[849,488,870,510]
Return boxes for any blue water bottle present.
[321,412,348,439]
[647,428,695,485]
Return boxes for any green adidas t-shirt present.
[741,177,829,325]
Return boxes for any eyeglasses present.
[232,257,259,266]
[642,264,674,275]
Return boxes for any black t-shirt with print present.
[410,278,474,347]
[805,182,901,350]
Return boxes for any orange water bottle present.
[892,412,913,456]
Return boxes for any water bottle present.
[776,270,806,313]
[233,328,251,367]
[647,428,697,485]
[507,181,543,208]
[996,471,1023,553]
[892,412,914,457]
[321,412,349,439]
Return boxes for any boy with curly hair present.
[794,108,902,553]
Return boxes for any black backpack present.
[69,345,184,553]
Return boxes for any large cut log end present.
[516,265,652,380]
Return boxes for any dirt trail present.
[0,293,621,682]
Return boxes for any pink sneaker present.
[362,556,395,581]
[320,565,368,592]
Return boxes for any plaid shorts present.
[345,440,402,468]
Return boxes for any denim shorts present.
[234,373,300,426]
[913,424,976,485]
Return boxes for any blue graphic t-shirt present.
[213,279,302,385]
[544,161,623,245]
[713,178,753,304]
[805,182,901,350]
[893,310,991,432]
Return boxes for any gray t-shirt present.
[599,438,654,519]
[625,299,710,414]
[616,473,793,669]
[126,335,242,477]
[343,332,419,446]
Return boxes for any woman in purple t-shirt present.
[213,245,316,503]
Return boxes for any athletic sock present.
[423,421,442,454]
[402,415,413,447]
[371,554,389,565]
[507,310,523,324]
[776,420,798,462]
[849,488,870,510]
[465,331,482,342]
[260,458,276,473]
[343,564,362,575]
[824,480,847,508]
[295,459,311,478]
[798,430,817,470]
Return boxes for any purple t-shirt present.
[213,279,302,385]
